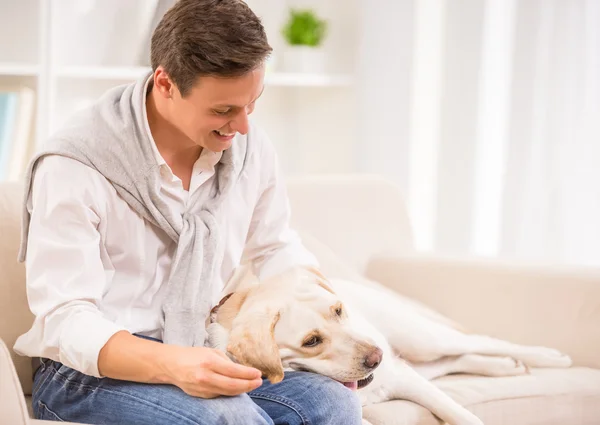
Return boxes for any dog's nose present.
[364,347,383,370]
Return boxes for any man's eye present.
[335,307,343,317]
[214,109,231,115]
[303,336,322,347]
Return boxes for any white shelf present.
[55,65,354,87]
[265,72,354,87]
[56,65,151,80]
[0,63,39,77]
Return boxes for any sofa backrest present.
[286,174,415,275]
[0,181,34,395]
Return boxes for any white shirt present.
[13,82,318,378]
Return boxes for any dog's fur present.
[207,267,572,425]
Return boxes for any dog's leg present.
[412,354,529,380]
[360,357,483,425]
[388,318,571,369]
[436,332,572,368]
[372,310,571,369]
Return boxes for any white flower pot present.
[281,46,327,74]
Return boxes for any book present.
[0,91,18,180]
[0,86,37,181]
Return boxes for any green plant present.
[281,9,327,47]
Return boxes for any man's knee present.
[198,395,273,425]
[312,377,363,425]
[249,372,363,425]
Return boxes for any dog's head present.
[212,267,382,390]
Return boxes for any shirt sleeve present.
[242,128,319,280]
[13,156,127,378]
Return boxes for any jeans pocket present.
[37,401,65,422]
[32,360,54,396]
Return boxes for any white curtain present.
[499,0,600,266]
[358,0,600,267]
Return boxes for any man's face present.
[165,65,265,152]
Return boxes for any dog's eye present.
[335,307,343,317]
[303,335,322,347]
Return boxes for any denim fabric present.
[32,336,362,425]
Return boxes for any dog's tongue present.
[343,381,358,391]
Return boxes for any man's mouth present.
[213,129,235,140]
[342,373,374,391]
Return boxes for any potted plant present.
[281,8,328,74]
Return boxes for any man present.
[13,1,363,424]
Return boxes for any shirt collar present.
[142,74,222,175]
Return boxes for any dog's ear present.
[227,308,284,384]
[305,266,336,294]
[212,290,249,330]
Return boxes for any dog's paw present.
[491,356,529,376]
[518,347,572,368]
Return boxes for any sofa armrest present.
[366,255,600,369]
[1,338,93,425]
[0,338,30,425]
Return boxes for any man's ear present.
[226,309,284,384]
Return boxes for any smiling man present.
[12,1,362,424]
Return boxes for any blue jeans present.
[32,339,362,424]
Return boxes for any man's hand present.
[162,345,264,398]
[98,331,264,398]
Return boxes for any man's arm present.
[21,156,128,377]
[242,129,319,279]
[21,156,262,396]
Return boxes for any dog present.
[207,266,572,425]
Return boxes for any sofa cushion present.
[0,182,34,395]
[363,367,600,425]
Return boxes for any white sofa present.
[1,175,600,424]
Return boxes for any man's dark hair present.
[151,0,272,96]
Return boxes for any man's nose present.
[230,110,249,135]
[364,347,383,370]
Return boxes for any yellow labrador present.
[207,267,572,425]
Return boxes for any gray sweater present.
[18,73,250,347]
